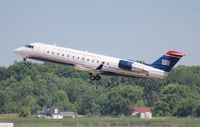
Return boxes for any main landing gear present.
[89,73,101,80]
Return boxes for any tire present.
[90,76,95,80]
[95,75,101,80]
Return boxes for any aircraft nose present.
[14,48,20,54]
[13,47,24,55]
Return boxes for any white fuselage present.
[14,43,168,79]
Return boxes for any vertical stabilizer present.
[151,50,185,72]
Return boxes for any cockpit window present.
[25,44,34,49]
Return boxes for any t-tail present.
[151,50,185,72]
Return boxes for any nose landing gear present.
[23,58,27,62]
[22,58,28,66]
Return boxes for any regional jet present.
[14,43,185,80]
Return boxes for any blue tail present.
[151,51,185,72]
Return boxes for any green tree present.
[154,84,191,116]
[193,100,200,117]
[19,106,31,117]
[174,98,195,116]
[52,90,73,111]
[102,85,144,116]
[1,62,200,117]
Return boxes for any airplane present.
[14,43,185,80]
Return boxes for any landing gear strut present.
[89,73,101,80]
[23,58,27,62]
[22,58,27,66]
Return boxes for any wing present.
[132,64,149,74]
[74,62,105,74]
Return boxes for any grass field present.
[0,114,200,127]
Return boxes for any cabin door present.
[38,44,45,58]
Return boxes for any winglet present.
[166,50,185,58]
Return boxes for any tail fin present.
[151,50,185,72]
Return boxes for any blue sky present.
[0,0,200,66]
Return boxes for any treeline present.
[0,62,200,117]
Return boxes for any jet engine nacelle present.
[118,60,146,73]
[118,60,133,70]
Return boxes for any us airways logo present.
[162,59,170,66]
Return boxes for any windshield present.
[25,44,34,49]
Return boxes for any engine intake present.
[118,60,133,70]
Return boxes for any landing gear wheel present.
[89,73,101,80]
[95,75,101,80]
[90,75,95,80]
